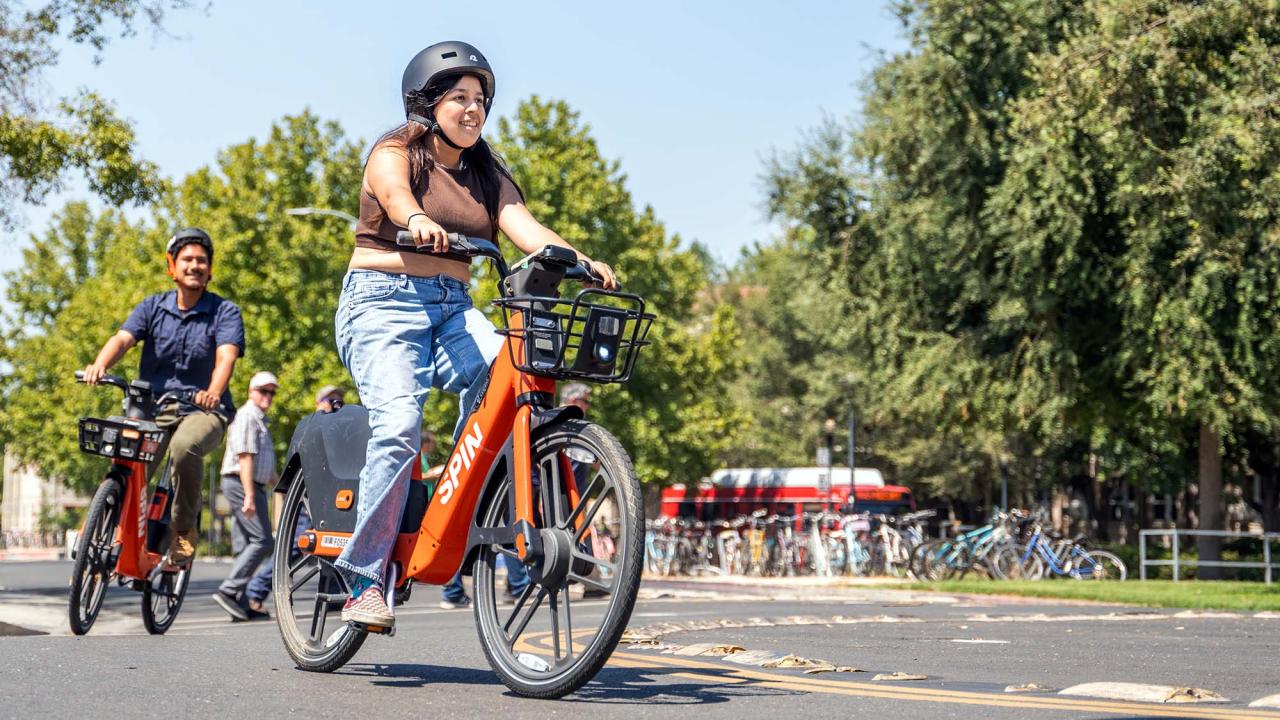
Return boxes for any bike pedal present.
[347,620,395,637]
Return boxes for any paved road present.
[1,561,1276,719]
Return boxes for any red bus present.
[659,467,915,520]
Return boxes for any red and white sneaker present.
[340,587,394,627]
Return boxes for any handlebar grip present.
[564,261,604,284]
[394,230,477,254]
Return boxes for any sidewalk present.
[639,572,960,605]
[0,548,63,562]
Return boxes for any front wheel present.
[141,564,191,634]
[69,477,122,635]
[473,420,643,698]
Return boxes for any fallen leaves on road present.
[803,665,863,675]
[620,630,660,644]
[1166,687,1226,703]
[762,654,833,669]
[873,672,928,682]
[670,643,745,657]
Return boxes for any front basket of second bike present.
[493,288,654,383]
[78,416,166,462]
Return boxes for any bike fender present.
[529,405,583,442]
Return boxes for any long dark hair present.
[366,73,522,232]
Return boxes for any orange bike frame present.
[100,460,161,580]
[394,311,553,585]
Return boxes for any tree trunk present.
[1258,474,1280,532]
[1197,422,1225,580]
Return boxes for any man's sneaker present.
[439,595,472,610]
[168,528,198,566]
[212,590,249,621]
[246,599,270,620]
[341,587,395,627]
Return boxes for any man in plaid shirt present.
[212,371,280,621]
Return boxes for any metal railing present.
[1138,529,1280,583]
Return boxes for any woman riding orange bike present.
[334,40,617,628]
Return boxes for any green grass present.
[902,579,1280,611]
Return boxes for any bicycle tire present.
[473,420,642,698]
[69,477,122,635]
[141,563,191,634]
[1074,550,1127,581]
[273,469,367,672]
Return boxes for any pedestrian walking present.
[314,384,346,413]
[242,384,342,615]
[212,371,279,621]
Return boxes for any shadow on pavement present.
[338,662,802,704]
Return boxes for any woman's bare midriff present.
[348,246,472,284]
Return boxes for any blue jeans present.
[333,270,503,585]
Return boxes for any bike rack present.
[1138,528,1280,583]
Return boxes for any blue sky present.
[3,0,908,289]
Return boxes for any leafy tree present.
[989,1,1280,555]
[0,0,194,228]
[736,0,1280,548]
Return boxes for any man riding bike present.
[81,227,245,566]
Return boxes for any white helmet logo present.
[470,54,478,61]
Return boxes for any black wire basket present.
[78,416,166,462]
[493,288,655,383]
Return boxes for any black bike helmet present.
[401,41,495,120]
[166,227,214,261]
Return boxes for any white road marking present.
[1251,694,1280,708]
[1060,682,1227,704]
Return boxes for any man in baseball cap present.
[212,370,280,620]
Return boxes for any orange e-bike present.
[69,372,213,635]
[271,234,653,698]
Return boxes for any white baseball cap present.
[249,371,280,390]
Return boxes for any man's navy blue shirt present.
[121,290,245,414]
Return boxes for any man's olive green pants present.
[151,407,227,534]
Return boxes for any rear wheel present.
[473,420,643,698]
[273,470,366,671]
[68,477,122,635]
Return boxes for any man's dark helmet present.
[166,227,214,262]
[401,41,495,118]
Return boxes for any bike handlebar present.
[393,231,603,285]
[75,371,211,416]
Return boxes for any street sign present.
[815,447,831,467]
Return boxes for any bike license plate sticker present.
[319,535,349,550]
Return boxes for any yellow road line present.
[512,628,1277,720]
[608,650,1279,720]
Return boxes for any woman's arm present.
[498,203,618,289]
[366,146,450,252]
